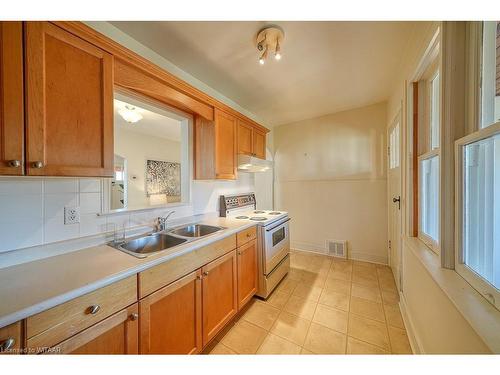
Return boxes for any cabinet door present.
[0,22,24,176]
[25,22,114,177]
[253,130,266,159]
[0,321,22,355]
[237,239,258,310]
[237,119,253,156]
[202,250,237,346]
[140,270,202,354]
[214,109,237,179]
[54,304,138,354]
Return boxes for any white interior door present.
[388,117,402,290]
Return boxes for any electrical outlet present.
[64,206,80,225]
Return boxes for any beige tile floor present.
[205,250,412,355]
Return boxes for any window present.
[415,64,441,252]
[456,21,500,311]
[389,123,400,169]
[456,124,500,310]
[480,21,500,129]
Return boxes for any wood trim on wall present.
[412,82,419,237]
[51,21,269,133]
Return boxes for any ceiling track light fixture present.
[256,25,284,65]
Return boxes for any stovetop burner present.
[253,210,266,214]
[250,216,268,221]
[268,212,281,215]
[235,216,249,219]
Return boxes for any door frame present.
[387,110,403,289]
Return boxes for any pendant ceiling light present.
[118,104,143,124]
[256,25,284,65]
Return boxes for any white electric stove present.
[220,193,290,298]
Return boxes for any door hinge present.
[388,240,392,250]
[387,146,390,156]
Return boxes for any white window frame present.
[455,121,500,311]
[417,64,441,254]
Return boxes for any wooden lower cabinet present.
[139,270,202,354]
[52,304,138,354]
[0,321,22,354]
[237,239,258,310]
[201,250,238,346]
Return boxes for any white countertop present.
[0,216,256,329]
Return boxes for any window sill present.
[404,236,500,353]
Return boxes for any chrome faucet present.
[155,211,175,232]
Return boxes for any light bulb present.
[258,46,268,65]
[118,105,143,124]
[275,40,282,60]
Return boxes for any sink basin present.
[112,233,188,258]
[169,224,224,238]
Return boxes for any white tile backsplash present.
[44,193,78,218]
[79,179,101,193]
[44,178,78,193]
[0,178,43,195]
[0,174,255,255]
[79,192,101,214]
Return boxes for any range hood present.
[237,154,273,173]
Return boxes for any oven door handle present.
[266,218,291,232]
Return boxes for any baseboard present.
[291,241,388,265]
[399,292,423,354]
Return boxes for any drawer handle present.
[0,338,15,352]
[87,304,101,315]
[8,160,21,168]
[130,313,139,321]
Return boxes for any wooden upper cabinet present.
[236,119,267,160]
[53,304,138,354]
[237,120,254,156]
[139,270,202,354]
[253,130,266,159]
[237,239,258,310]
[24,22,114,177]
[0,22,24,176]
[201,250,238,346]
[214,109,237,179]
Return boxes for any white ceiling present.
[114,99,181,141]
[110,21,419,126]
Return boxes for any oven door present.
[263,217,290,275]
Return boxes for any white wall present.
[273,102,388,263]
[115,127,182,208]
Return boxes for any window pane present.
[430,73,440,149]
[463,134,500,289]
[480,21,500,128]
[420,155,439,242]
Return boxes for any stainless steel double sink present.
[108,224,225,258]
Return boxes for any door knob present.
[393,196,401,210]
[8,160,21,168]
[31,161,44,168]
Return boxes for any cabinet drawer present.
[26,275,137,350]
[0,321,22,355]
[139,234,236,298]
[237,226,257,247]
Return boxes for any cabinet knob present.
[8,160,21,168]
[130,313,139,321]
[237,251,242,255]
[87,304,101,315]
[203,271,209,276]
[246,233,251,238]
[0,337,15,352]
[196,275,202,280]
[31,161,44,169]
